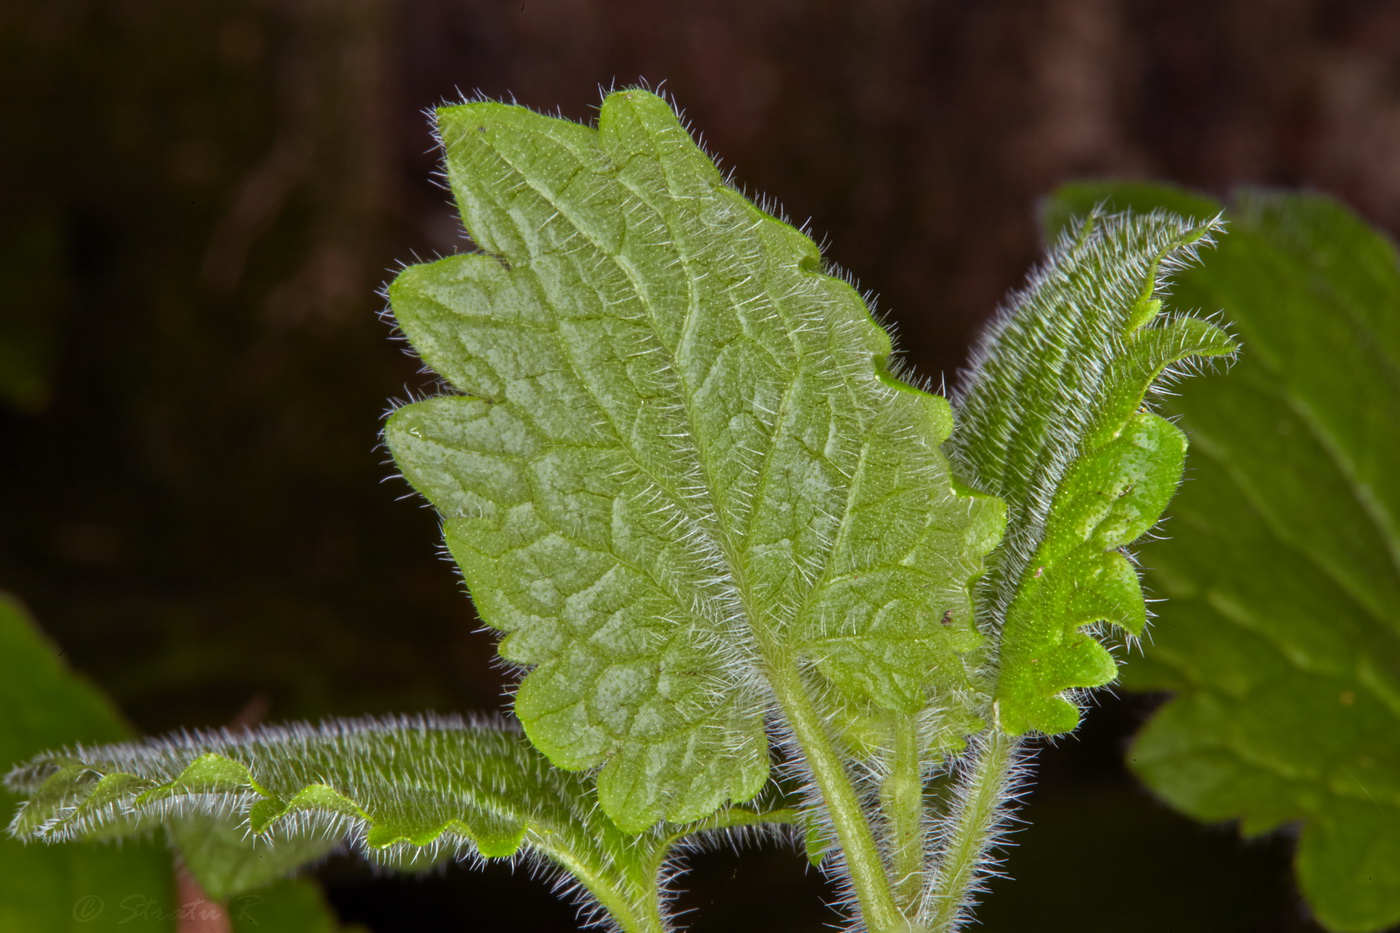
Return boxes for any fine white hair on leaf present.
[4,713,686,932]
[8,710,825,933]
[384,84,1002,838]
[947,207,1236,736]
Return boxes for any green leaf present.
[384,88,1003,830]
[0,592,175,932]
[1050,184,1400,933]
[6,714,684,931]
[948,209,1236,736]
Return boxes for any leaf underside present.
[1050,183,1400,933]
[385,89,1002,830]
[6,715,675,914]
[949,209,1236,736]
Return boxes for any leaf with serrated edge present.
[384,89,1002,829]
[1050,183,1400,933]
[949,209,1236,736]
[7,714,755,931]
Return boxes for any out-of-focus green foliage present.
[1048,183,1400,933]
[0,593,349,932]
[0,593,172,932]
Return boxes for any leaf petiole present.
[765,656,907,932]
[925,728,1018,932]
[880,710,926,914]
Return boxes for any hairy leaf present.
[384,89,1003,829]
[6,714,690,930]
[948,210,1235,736]
[7,713,799,930]
[1049,184,1400,933]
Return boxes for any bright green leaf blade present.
[949,210,1236,736]
[384,89,1002,829]
[0,592,175,932]
[1053,184,1400,932]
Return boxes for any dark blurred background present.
[3,1,1398,930]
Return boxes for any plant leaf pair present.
[1,89,1009,933]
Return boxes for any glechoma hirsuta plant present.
[6,89,1242,932]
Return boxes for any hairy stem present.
[533,837,668,933]
[880,711,926,913]
[925,728,1019,932]
[766,659,906,932]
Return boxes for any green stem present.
[766,659,905,933]
[880,711,925,913]
[926,728,1018,932]
[533,836,667,933]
